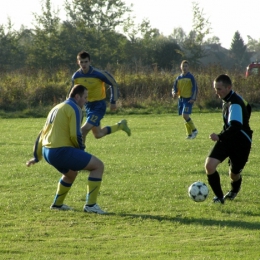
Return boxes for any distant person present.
[67,51,131,143]
[26,84,106,214]
[172,60,198,139]
[205,74,253,204]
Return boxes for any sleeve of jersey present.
[190,76,198,100]
[102,71,119,104]
[33,130,43,162]
[218,104,243,141]
[66,75,75,98]
[172,77,178,95]
[67,104,85,150]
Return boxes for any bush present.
[0,64,260,117]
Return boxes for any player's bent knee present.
[205,161,215,174]
[96,159,104,172]
[93,133,103,139]
[204,157,219,174]
[92,130,107,139]
[81,123,92,135]
[63,170,78,183]
[230,172,241,181]
[84,155,104,172]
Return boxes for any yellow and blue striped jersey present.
[33,98,85,162]
[70,66,119,103]
[172,72,198,99]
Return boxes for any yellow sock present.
[187,119,196,131]
[53,179,72,206]
[185,122,192,136]
[109,121,124,133]
[86,177,102,206]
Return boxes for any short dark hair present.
[181,60,189,66]
[77,51,90,60]
[214,74,232,87]
[69,84,87,98]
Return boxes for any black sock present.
[231,176,242,193]
[207,171,224,198]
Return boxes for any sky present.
[0,0,260,49]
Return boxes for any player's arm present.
[172,77,178,97]
[66,75,76,98]
[101,71,119,104]
[218,104,243,141]
[190,75,198,101]
[26,130,43,167]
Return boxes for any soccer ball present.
[188,181,209,202]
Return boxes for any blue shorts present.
[43,147,92,174]
[85,100,106,127]
[178,97,193,115]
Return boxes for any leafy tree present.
[247,36,260,52]
[230,31,250,69]
[27,0,62,70]
[182,2,211,64]
[170,27,187,46]
[65,0,131,31]
[64,0,132,66]
[191,2,211,45]
[122,17,160,69]
[57,22,93,69]
[204,36,220,45]
[0,19,25,71]
[152,37,182,70]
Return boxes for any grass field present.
[1,112,260,259]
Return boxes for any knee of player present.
[97,161,105,177]
[93,130,107,139]
[183,115,190,121]
[81,124,92,134]
[230,171,241,181]
[95,158,104,172]
[205,159,215,174]
[93,133,102,139]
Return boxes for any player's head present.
[77,51,91,61]
[180,60,189,74]
[213,74,232,99]
[214,74,232,87]
[69,84,88,108]
[77,51,91,73]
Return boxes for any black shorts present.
[208,132,252,174]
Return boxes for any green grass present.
[1,112,260,259]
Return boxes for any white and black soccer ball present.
[188,181,209,202]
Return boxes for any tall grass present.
[0,65,260,115]
[1,113,260,259]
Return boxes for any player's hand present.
[172,92,177,98]
[209,133,219,142]
[188,99,195,103]
[110,103,117,111]
[26,158,37,167]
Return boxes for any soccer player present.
[67,51,131,143]
[205,74,253,204]
[26,84,106,214]
[172,60,198,139]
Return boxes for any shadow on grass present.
[116,213,260,230]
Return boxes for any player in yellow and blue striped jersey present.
[67,51,131,143]
[172,60,198,139]
[26,84,107,214]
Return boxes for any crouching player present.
[26,84,106,214]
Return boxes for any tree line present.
[0,0,259,73]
